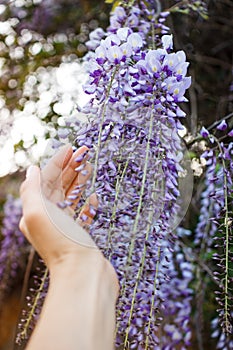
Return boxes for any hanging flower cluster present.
[211,311,233,350]
[16,261,49,346]
[156,230,193,350]
[0,1,232,349]
[54,2,193,348]
[196,122,233,337]
[0,195,27,304]
[83,19,190,119]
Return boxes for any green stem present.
[115,111,156,340]
[123,198,158,348]
[107,157,130,255]
[18,268,48,342]
[90,66,119,192]
[145,245,161,349]
[124,218,152,349]
[212,136,230,333]
[164,0,189,13]
[187,111,233,147]
[127,109,155,261]
[123,111,161,347]
[223,159,230,332]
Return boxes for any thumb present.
[20,165,43,214]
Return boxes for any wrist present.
[28,250,118,350]
[49,250,119,301]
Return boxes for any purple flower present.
[162,34,173,51]
[195,142,233,335]
[55,2,193,348]
[117,27,130,41]
[106,45,123,64]
[16,260,49,345]
[0,195,27,303]
[200,126,209,138]
[216,119,227,131]
[145,52,162,75]
[127,33,143,50]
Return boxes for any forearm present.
[26,254,118,350]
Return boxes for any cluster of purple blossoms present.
[194,156,224,248]
[197,127,233,251]
[196,124,233,337]
[159,250,193,349]
[52,2,194,349]
[83,22,190,121]
[16,261,49,346]
[211,311,233,350]
[0,195,27,303]
[86,2,170,52]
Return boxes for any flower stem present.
[122,107,159,347]
[91,66,119,192]
[123,185,159,348]
[107,156,130,256]
[212,136,231,333]
[16,268,48,344]
[128,109,155,260]
[145,245,161,349]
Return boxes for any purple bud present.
[64,200,73,207]
[162,34,173,51]
[80,214,88,222]
[200,126,209,138]
[228,129,233,137]
[75,184,85,189]
[57,201,67,209]
[67,195,79,200]
[75,150,89,162]
[71,189,82,195]
[75,164,85,172]
[81,169,89,176]
[89,205,97,217]
[217,120,227,131]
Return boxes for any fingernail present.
[75,149,89,162]
[75,184,85,189]
[57,201,68,209]
[81,170,89,176]
[80,214,88,222]
[75,164,85,172]
[64,200,73,207]
[71,189,82,195]
[89,205,97,217]
[67,194,79,200]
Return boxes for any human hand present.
[19,144,118,350]
[19,144,116,285]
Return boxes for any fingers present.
[42,144,73,186]
[21,146,96,231]
[61,146,89,192]
[42,144,89,203]
[65,162,92,211]
[77,193,98,230]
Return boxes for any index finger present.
[41,143,73,186]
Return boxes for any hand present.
[19,144,117,288]
[19,144,119,350]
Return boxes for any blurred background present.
[0,0,232,349]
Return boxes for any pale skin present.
[19,144,119,350]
